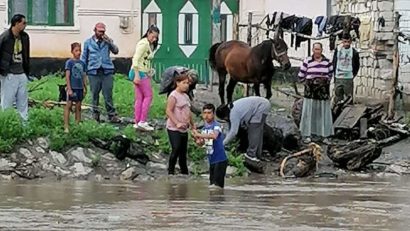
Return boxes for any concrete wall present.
[239,0,329,67]
[0,0,141,58]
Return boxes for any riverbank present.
[1,74,410,181]
[0,136,239,181]
[0,74,249,180]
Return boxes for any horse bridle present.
[271,42,287,59]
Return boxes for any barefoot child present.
[166,73,196,175]
[193,104,228,188]
[64,42,87,133]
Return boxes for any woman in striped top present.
[298,42,334,143]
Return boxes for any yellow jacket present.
[132,38,154,72]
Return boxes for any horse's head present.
[270,28,291,70]
[270,38,291,70]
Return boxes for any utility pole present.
[211,0,221,89]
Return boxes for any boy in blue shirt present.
[64,42,87,133]
[193,104,228,188]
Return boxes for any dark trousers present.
[167,129,189,175]
[247,114,267,159]
[210,160,228,188]
[88,73,116,117]
[334,78,354,105]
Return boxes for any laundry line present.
[253,24,344,40]
[238,23,344,41]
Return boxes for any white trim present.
[178,14,185,44]
[157,14,163,44]
[142,12,163,45]
[142,1,163,45]
[220,2,232,14]
[143,13,149,33]
[226,14,233,41]
[78,8,139,17]
[178,13,199,45]
[179,45,197,57]
[144,0,161,13]
[0,3,6,12]
[180,1,198,13]
[192,14,199,44]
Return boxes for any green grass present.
[0,74,246,176]
[28,74,167,118]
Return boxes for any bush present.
[0,110,24,153]
[49,120,118,152]
[28,74,65,101]
[226,143,247,177]
[0,109,24,141]
[0,138,14,153]
[24,108,64,138]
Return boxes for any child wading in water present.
[64,42,87,133]
[193,104,228,188]
[166,73,196,175]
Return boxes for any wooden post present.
[360,118,368,139]
[247,12,252,46]
[211,0,221,91]
[245,11,253,97]
[388,12,401,119]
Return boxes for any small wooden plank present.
[360,118,368,139]
[333,105,367,129]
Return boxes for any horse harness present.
[271,41,287,60]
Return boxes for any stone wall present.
[396,1,410,108]
[331,0,396,103]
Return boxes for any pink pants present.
[134,78,153,123]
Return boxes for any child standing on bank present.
[166,73,196,175]
[193,104,228,188]
[64,42,87,133]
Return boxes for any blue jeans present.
[88,73,116,117]
[0,73,28,121]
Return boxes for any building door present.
[141,0,238,84]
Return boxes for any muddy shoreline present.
[1,123,409,182]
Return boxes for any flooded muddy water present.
[1,175,410,230]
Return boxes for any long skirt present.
[300,98,334,138]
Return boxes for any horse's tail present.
[208,42,222,70]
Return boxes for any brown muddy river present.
[0,175,410,230]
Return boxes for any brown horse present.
[209,34,291,104]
